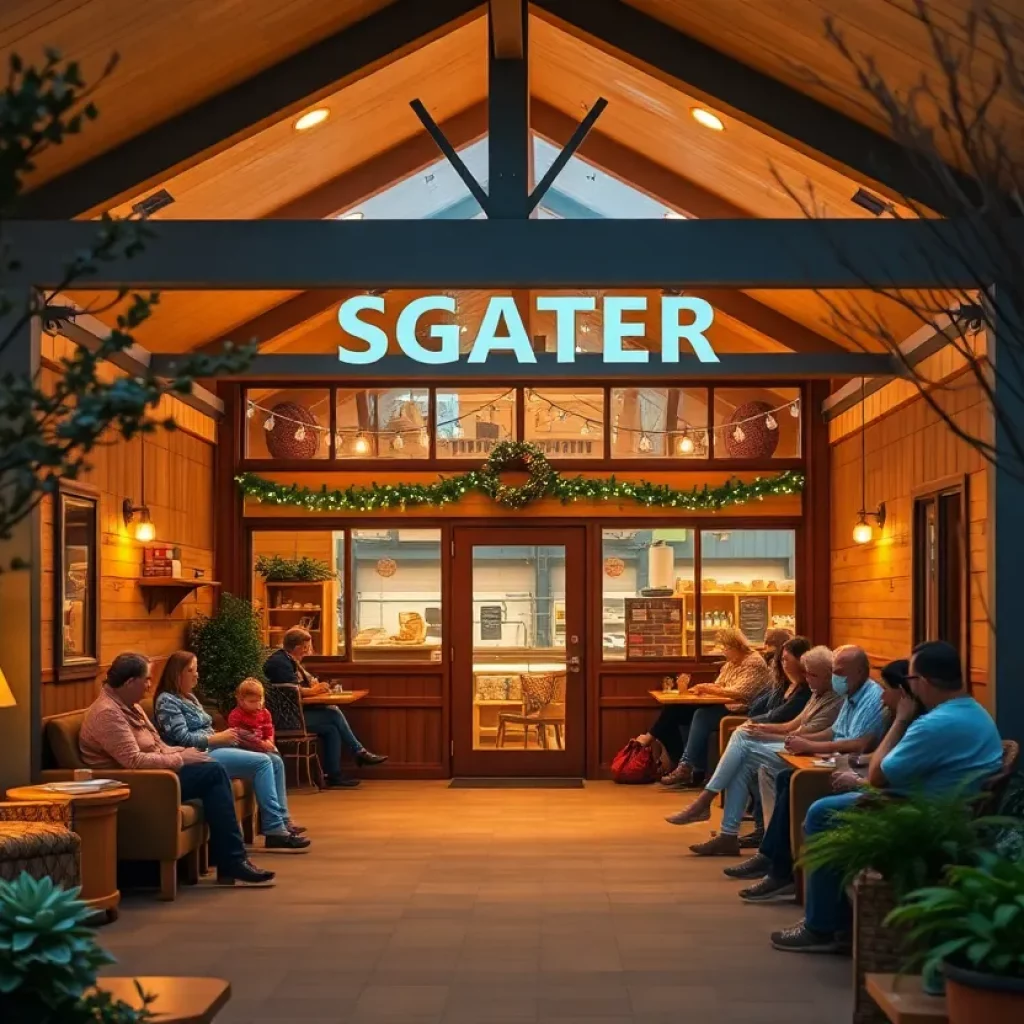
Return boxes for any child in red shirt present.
[227,678,276,753]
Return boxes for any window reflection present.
[60,495,97,665]
[436,388,516,458]
[524,388,604,459]
[610,387,708,459]
[335,389,429,459]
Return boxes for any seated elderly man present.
[665,644,843,856]
[80,652,275,887]
[771,640,1003,953]
[729,644,888,902]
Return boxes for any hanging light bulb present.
[294,425,306,442]
[460,324,468,335]
[789,401,800,418]
[392,432,405,451]
[558,409,568,422]
[733,425,746,443]
[852,515,874,545]
[246,404,255,420]
[765,414,778,431]
[451,421,463,439]
[264,415,276,431]
[527,390,540,405]
[580,421,592,436]
[418,428,429,447]
[677,434,695,455]
[334,430,344,449]
[638,433,653,453]
[353,433,370,455]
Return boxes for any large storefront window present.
[335,388,430,460]
[609,387,709,459]
[699,529,796,653]
[351,529,442,662]
[713,387,801,459]
[251,530,344,655]
[245,388,331,460]
[602,527,796,660]
[436,388,516,458]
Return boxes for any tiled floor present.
[98,781,851,1023]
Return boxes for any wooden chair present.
[264,683,323,791]
[496,673,566,749]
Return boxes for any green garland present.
[236,441,803,513]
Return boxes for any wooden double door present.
[451,526,587,777]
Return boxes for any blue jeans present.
[759,767,795,880]
[804,792,864,935]
[682,706,729,772]
[705,729,786,834]
[211,748,290,834]
[304,705,362,781]
[177,761,246,869]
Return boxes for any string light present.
[451,422,464,439]
[334,430,344,449]
[246,404,255,419]
[418,428,430,447]
[733,426,746,443]
[353,434,370,455]
[765,414,778,431]
[263,415,275,431]
[294,426,306,442]
[580,421,592,436]
[677,434,695,455]
[392,433,405,451]
[638,433,653,453]
[790,401,800,418]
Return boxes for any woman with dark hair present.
[749,636,813,726]
[155,651,309,850]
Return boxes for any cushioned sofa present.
[41,708,256,901]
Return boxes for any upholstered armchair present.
[0,800,80,889]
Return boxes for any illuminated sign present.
[337,294,718,365]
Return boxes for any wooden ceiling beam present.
[530,0,973,213]
[14,0,486,219]
[267,101,488,219]
[532,101,840,353]
[490,0,525,59]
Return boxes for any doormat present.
[449,778,585,789]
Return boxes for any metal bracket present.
[527,98,607,215]
[410,99,491,214]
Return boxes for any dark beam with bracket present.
[487,0,531,218]
[151,351,898,381]
[7,219,1008,289]
[490,0,525,59]
[531,0,975,213]
[14,0,485,218]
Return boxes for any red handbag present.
[610,739,660,784]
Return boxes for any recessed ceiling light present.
[691,107,725,132]
[294,107,330,132]
[342,211,364,220]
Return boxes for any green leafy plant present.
[885,851,1024,983]
[799,789,997,899]
[0,873,153,1023]
[254,554,335,582]
[189,593,266,711]
[0,52,253,563]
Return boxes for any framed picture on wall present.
[53,481,101,682]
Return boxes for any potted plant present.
[0,873,153,1023]
[886,851,1024,1022]
[254,555,335,582]
[188,593,266,712]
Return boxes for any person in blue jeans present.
[771,641,1004,953]
[263,627,387,788]
[729,644,888,901]
[154,651,310,850]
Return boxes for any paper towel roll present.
[648,543,674,590]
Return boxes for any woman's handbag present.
[610,739,660,784]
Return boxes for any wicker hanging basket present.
[724,401,780,459]
[265,402,321,460]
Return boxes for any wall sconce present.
[124,439,156,542]
[853,503,886,545]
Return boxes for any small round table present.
[5,784,130,923]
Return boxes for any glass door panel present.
[452,527,586,777]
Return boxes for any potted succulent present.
[886,851,1024,1021]
[0,873,153,1023]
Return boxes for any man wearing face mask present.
[732,645,886,902]
[770,640,1002,954]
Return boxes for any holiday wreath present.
[236,441,803,513]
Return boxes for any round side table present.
[5,785,130,923]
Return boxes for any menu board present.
[480,604,504,641]
[738,597,769,644]
[625,597,683,660]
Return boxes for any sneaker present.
[738,828,765,850]
[770,921,842,954]
[216,859,276,886]
[356,750,389,767]
[739,875,796,903]
[325,776,361,789]
[724,853,771,879]
[689,833,741,857]
[265,832,311,850]
[658,761,694,788]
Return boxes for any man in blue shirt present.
[771,640,1003,954]
[731,645,887,902]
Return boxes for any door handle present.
[568,656,580,666]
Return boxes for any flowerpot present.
[944,962,1024,1024]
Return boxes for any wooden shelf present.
[269,606,322,612]
[136,578,219,612]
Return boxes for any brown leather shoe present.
[689,833,741,857]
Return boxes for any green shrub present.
[188,593,266,711]
[254,554,334,582]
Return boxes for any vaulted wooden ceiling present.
[13,0,1005,357]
